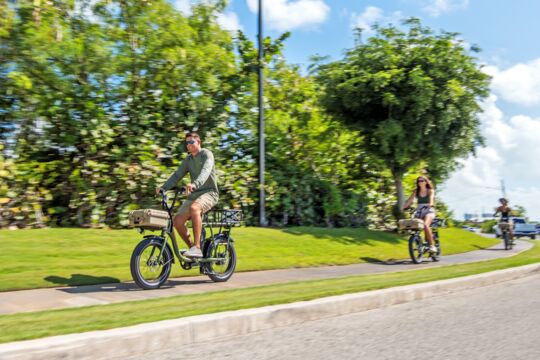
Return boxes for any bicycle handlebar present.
[159,186,186,212]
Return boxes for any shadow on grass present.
[282,227,403,246]
[45,274,120,288]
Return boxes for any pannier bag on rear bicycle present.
[128,209,169,230]
[498,222,511,230]
[398,218,425,230]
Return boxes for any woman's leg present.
[423,213,435,246]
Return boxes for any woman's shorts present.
[415,205,436,219]
[176,192,218,217]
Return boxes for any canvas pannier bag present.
[498,222,511,230]
[128,209,169,230]
[398,218,425,230]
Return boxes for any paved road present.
[0,239,531,314]
[127,272,540,360]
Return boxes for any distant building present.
[464,213,496,222]
[464,213,477,221]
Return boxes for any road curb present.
[1,262,539,360]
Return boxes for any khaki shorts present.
[176,192,218,217]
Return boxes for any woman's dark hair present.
[415,176,433,195]
[499,198,508,204]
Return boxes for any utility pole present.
[501,179,507,199]
[258,0,267,226]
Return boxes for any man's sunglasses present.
[186,140,197,145]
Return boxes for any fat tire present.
[130,238,172,290]
[205,241,237,282]
[408,234,424,264]
[431,238,441,262]
[503,232,511,251]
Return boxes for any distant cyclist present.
[402,176,437,253]
[155,132,219,258]
[494,198,514,242]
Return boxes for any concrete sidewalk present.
[0,239,531,315]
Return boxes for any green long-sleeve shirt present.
[161,149,219,201]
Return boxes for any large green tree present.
[1,0,238,226]
[316,19,490,215]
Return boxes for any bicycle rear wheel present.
[130,238,172,290]
[431,237,441,262]
[204,240,236,282]
[408,233,424,264]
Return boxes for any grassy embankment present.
[0,227,497,291]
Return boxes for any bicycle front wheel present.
[408,233,424,264]
[205,240,237,282]
[503,232,511,250]
[130,238,172,290]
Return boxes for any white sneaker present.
[429,245,438,253]
[185,246,203,258]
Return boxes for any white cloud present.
[351,6,382,33]
[422,0,469,17]
[246,0,330,31]
[73,0,101,23]
[439,95,540,220]
[217,11,243,32]
[173,1,242,32]
[484,59,540,106]
[350,6,403,37]
[173,0,193,15]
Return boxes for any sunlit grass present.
[0,240,536,344]
[0,227,497,291]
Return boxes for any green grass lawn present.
[0,240,537,344]
[0,227,497,291]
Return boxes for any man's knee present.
[174,214,188,227]
[190,203,203,216]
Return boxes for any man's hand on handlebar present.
[185,183,196,195]
[155,187,164,195]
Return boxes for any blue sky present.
[175,1,540,221]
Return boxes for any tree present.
[1,0,239,227]
[512,205,527,219]
[316,19,491,216]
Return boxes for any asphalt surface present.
[126,272,540,360]
[0,239,531,314]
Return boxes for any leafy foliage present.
[316,19,491,214]
[1,6,466,229]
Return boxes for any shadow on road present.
[44,274,120,288]
[360,257,427,266]
[471,244,505,251]
[47,274,212,293]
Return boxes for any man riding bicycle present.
[155,132,218,258]
[494,197,514,243]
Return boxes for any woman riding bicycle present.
[402,176,437,253]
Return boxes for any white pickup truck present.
[494,217,536,239]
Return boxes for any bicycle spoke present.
[139,245,164,282]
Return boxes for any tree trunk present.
[392,172,405,221]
